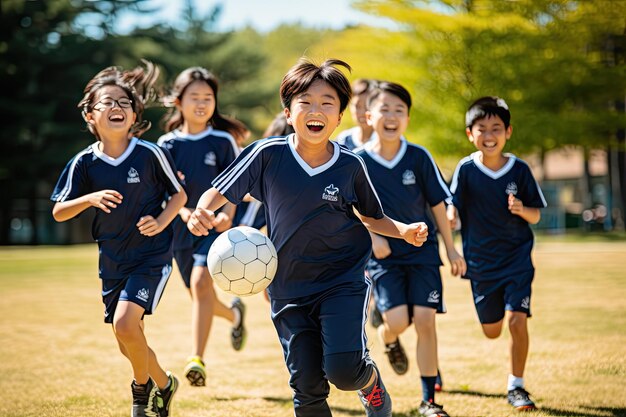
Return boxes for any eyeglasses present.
[94,98,133,109]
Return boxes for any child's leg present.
[508,311,529,378]
[379,305,410,343]
[114,321,168,388]
[189,265,215,357]
[413,306,438,377]
[272,301,331,417]
[112,301,153,385]
[481,320,504,339]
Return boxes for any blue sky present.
[112,0,396,33]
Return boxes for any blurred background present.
[1,0,625,245]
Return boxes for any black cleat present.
[230,297,247,351]
[157,371,179,417]
[131,378,160,417]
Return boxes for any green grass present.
[1,241,625,417]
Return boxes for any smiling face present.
[367,92,409,143]
[86,85,136,138]
[177,80,216,128]
[466,114,512,157]
[284,79,343,146]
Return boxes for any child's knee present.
[481,321,503,338]
[323,351,372,391]
[508,312,528,335]
[413,307,436,335]
[113,317,140,340]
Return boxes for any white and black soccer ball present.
[207,226,278,297]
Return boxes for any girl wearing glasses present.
[157,67,248,387]
[50,61,186,417]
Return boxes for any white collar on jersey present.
[173,126,213,140]
[288,133,340,176]
[472,151,517,179]
[91,137,139,166]
[363,135,408,169]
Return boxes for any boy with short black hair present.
[188,58,429,417]
[448,96,547,411]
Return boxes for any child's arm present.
[357,211,428,247]
[369,231,392,259]
[214,202,236,232]
[137,188,187,237]
[52,190,123,222]
[431,202,466,276]
[508,194,541,224]
[187,187,230,236]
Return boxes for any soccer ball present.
[207,226,278,297]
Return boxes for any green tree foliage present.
[322,0,626,157]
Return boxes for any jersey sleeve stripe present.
[340,149,385,215]
[414,144,452,198]
[138,141,182,192]
[212,138,285,193]
[55,148,93,202]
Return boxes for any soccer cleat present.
[370,304,384,329]
[508,387,537,411]
[230,297,247,351]
[435,369,443,392]
[357,365,392,417]
[418,400,449,417]
[184,356,206,386]
[157,371,179,417]
[131,378,160,417]
[378,326,408,375]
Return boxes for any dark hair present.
[262,112,295,138]
[280,58,352,113]
[352,78,378,97]
[78,60,159,139]
[161,66,248,140]
[466,96,511,129]
[367,81,412,110]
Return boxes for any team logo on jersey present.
[127,167,140,183]
[322,184,340,202]
[402,170,416,185]
[136,288,149,302]
[521,296,530,309]
[427,290,440,304]
[204,152,217,166]
[505,182,518,196]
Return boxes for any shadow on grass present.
[445,389,506,399]
[539,406,626,417]
[261,396,415,417]
[445,390,626,417]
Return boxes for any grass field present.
[1,237,625,417]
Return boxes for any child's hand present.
[177,171,185,181]
[89,190,123,213]
[137,215,163,237]
[508,193,525,216]
[446,248,467,277]
[188,208,215,236]
[213,212,232,233]
[403,222,428,247]
[371,234,392,259]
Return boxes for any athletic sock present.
[421,375,437,403]
[508,374,524,391]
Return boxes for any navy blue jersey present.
[356,138,451,265]
[51,137,183,279]
[157,127,239,250]
[212,134,385,299]
[335,127,370,151]
[450,152,547,281]
[233,199,266,230]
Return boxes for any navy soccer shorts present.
[470,270,534,324]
